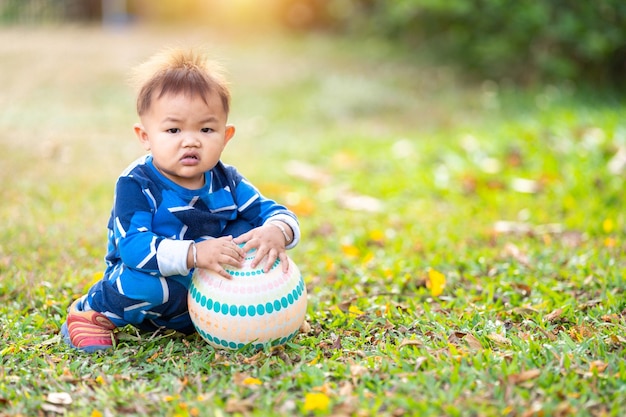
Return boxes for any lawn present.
[0,25,625,417]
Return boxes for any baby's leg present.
[84,271,194,334]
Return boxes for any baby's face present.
[134,91,235,189]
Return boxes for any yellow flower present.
[348,305,365,316]
[303,392,330,412]
[426,268,446,297]
[341,244,360,257]
[85,271,104,291]
[368,229,385,242]
[242,377,262,386]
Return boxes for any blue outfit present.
[81,155,300,334]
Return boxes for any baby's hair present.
[131,47,231,116]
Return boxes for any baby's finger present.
[233,232,251,245]
[217,235,234,244]
[250,245,268,269]
[240,238,260,257]
[278,252,290,273]
[262,249,278,273]
[221,252,243,269]
[233,242,246,258]
[224,241,245,259]
[216,266,232,280]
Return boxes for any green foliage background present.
[291,0,626,87]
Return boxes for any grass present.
[1,25,625,417]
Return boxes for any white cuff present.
[157,239,193,276]
[265,214,300,249]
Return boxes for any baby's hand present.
[234,224,290,273]
[195,236,245,280]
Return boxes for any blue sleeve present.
[111,177,165,274]
[231,173,298,226]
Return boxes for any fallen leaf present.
[398,338,423,348]
[242,351,267,365]
[568,324,595,341]
[225,397,256,413]
[601,314,620,323]
[331,335,343,350]
[299,320,312,334]
[285,160,330,184]
[313,383,333,395]
[41,403,67,415]
[310,222,335,238]
[510,177,540,193]
[503,243,530,266]
[589,360,608,373]
[336,191,384,212]
[285,193,316,217]
[463,333,484,351]
[447,331,482,350]
[544,308,563,323]
[349,363,368,382]
[508,369,541,384]
[511,305,539,315]
[46,392,72,405]
[448,331,467,344]
[493,221,531,234]
[577,299,602,311]
[487,333,511,345]
[338,382,354,397]
[535,326,558,342]
[511,282,532,297]
[608,146,626,174]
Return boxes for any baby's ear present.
[134,123,150,150]
[224,125,236,144]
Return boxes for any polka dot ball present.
[188,249,307,350]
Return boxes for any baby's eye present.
[167,128,180,134]
[201,127,214,133]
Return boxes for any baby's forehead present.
[151,89,227,113]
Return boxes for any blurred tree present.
[323,0,626,88]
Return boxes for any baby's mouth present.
[181,153,199,164]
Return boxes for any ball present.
[188,250,307,350]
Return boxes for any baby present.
[61,48,300,352]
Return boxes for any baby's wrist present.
[268,220,292,244]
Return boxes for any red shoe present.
[61,299,117,352]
